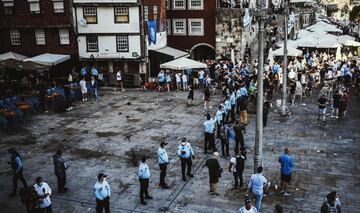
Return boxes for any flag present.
[147,20,157,45]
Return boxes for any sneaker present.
[211,192,219,196]
[187,174,194,178]
[283,192,291,196]
[182,177,187,182]
[141,201,147,205]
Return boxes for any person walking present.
[138,156,153,205]
[158,70,165,92]
[116,70,124,91]
[229,149,246,190]
[177,138,195,181]
[33,177,52,213]
[187,85,194,106]
[238,95,248,126]
[8,148,28,197]
[246,166,269,211]
[182,73,188,91]
[79,77,87,102]
[93,173,111,213]
[318,94,327,122]
[233,121,245,152]
[230,90,236,123]
[53,149,68,193]
[90,76,98,101]
[205,152,222,196]
[165,72,172,92]
[279,148,294,196]
[203,113,216,154]
[237,198,258,213]
[215,106,223,138]
[321,191,341,213]
[203,87,211,109]
[157,142,170,189]
[175,73,182,91]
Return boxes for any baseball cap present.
[181,138,187,142]
[160,142,168,147]
[98,173,107,180]
[245,198,252,204]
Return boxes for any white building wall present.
[76,7,140,34]
[73,0,137,3]
[78,35,141,59]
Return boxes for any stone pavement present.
[0,87,359,213]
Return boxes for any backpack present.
[325,202,339,213]
[235,156,244,172]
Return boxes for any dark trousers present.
[204,132,215,153]
[221,138,229,157]
[37,205,52,213]
[233,171,244,188]
[56,175,66,192]
[236,99,241,114]
[12,170,28,193]
[180,158,192,178]
[231,105,236,123]
[96,199,110,213]
[263,112,268,127]
[139,178,150,202]
[234,136,244,152]
[159,164,167,186]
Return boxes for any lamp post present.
[254,0,267,173]
[279,0,289,116]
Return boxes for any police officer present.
[93,173,111,213]
[203,114,216,154]
[138,156,152,205]
[53,149,68,193]
[8,148,28,197]
[177,138,195,181]
[215,106,223,138]
[157,142,170,189]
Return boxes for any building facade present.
[73,0,145,86]
[0,0,77,59]
[166,0,216,60]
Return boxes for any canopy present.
[0,52,28,61]
[273,47,303,57]
[0,60,48,71]
[24,53,70,66]
[151,46,189,59]
[337,35,360,47]
[290,0,315,3]
[160,57,207,70]
[316,35,341,48]
[306,21,342,33]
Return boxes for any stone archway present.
[190,43,215,61]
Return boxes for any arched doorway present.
[190,43,215,61]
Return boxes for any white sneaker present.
[283,192,291,196]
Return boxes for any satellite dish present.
[79,18,87,26]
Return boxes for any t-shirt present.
[318,97,326,109]
[279,154,294,175]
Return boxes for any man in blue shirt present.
[230,90,236,123]
[278,148,294,196]
[93,173,111,213]
[203,114,216,154]
[157,142,170,189]
[177,138,195,181]
[8,148,28,197]
[138,156,152,205]
[158,71,165,92]
[215,106,223,138]
[246,166,268,211]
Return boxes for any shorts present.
[319,108,326,115]
[281,173,292,183]
[159,81,165,86]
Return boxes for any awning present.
[273,47,303,57]
[151,46,189,59]
[0,52,28,61]
[0,59,49,71]
[160,57,207,70]
[24,53,70,66]
[290,0,315,3]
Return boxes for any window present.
[114,7,129,23]
[3,1,14,15]
[35,29,46,45]
[28,0,40,14]
[166,19,171,35]
[83,7,97,24]
[173,0,185,10]
[10,29,21,46]
[188,19,204,36]
[166,0,170,10]
[144,6,149,22]
[59,29,70,45]
[86,36,98,52]
[173,19,186,35]
[53,0,64,13]
[116,36,128,52]
[188,0,203,10]
[153,6,158,20]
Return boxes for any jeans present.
[92,88,98,101]
[253,193,263,211]
[159,163,167,186]
[221,138,229,157]
[12,170,28,194]
[233,171,243,188]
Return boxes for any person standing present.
[157,142,170,189]
[203,87,211,109]
[165,72,172,92]
[8,148,28,197]
[321,191,341,213]
[33,177,52,213]
[187,85,194,106]
[205,152,222,196]
[177,138,195,181]
[215,106,223,138]
[53,149,68,193]
[318,94,327,122]
[90,76,98,101]
[233,121,245,152]
[263,100,270,128]
[79,77,87,102]
[203,114,216,154]
[229,149,246,190]
[246,166,269,211]
[116,70,124,91]
[230,90,236,123]
[93,173,111,213]
[138,156,153,205]
[278,148,294,196]
[175,72,182,91]
[237,198,258,213]
[182,73,188,91]
[157,70,165,92]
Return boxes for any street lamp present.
[254,0,267,173]
[279,0,289,116]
